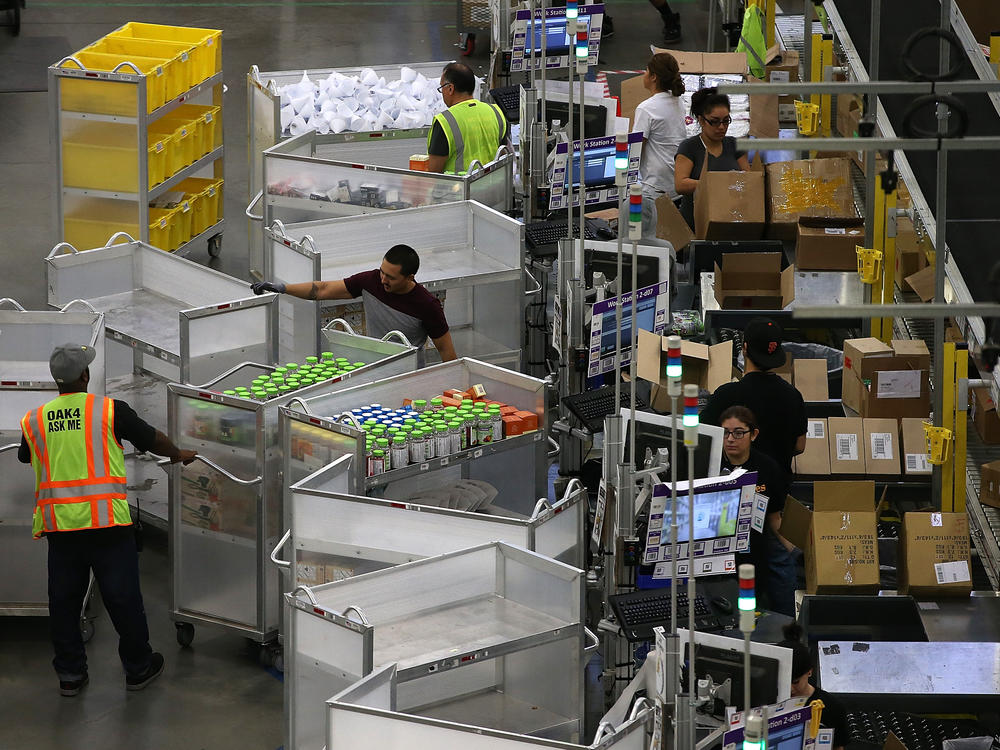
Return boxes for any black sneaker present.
[126,652,164,691]
[601,15,615,39]
[60,674,89,697]
[662,13,682,44]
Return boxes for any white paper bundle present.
[330,116,348,134]
[280,104,295,130]
[400,66,417,83]
[359,68,379,86]
[288,115,310,136]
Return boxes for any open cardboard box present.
[898,512,972,598]
[714,252,795,309]
[781,481,881,594]
[636,329,733,410]
[765,158,858,240]
[655,194,694,251]
[695,171,766,240]
[795,217,866,272]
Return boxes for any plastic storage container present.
[86,36,196,95]
[149,117,194,175]
[169,103,220,158]
[175,177,223,235]
[108,22,222,85]
[59,51,169,113]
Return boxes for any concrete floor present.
[0,1,715,747]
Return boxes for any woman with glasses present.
[673,87,750,231]
[718,405,794,612]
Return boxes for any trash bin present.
[735,340,844,397]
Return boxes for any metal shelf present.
[173,218,224,258]
[266,194,396,218]
[365,430,544,490]
[60,111,140,124]
[62,186,139,200]
[149,147,224,200]
[150,72,224,123]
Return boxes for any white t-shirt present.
[633,92,687,200]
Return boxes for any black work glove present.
[250,280,286,295]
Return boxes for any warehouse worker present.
[427,62,509,174]
[19,343,197,697]
[648,0,682,43]
[674,88,751,231]
[251,244,458,362]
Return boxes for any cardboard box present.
[795,217,866,271]
[891,338,930,371]
[794,418,831,475]
[748,75,779,140]
[694,171,766,241]
[863,418,900,475]
[655,194,694,251]
[904,264,936,303]
[894,216,929,288]
[765,158,858,240]
[956,0,1000,45]
[859,357,931,420]
[713,252,795,309]
[780,481,880,594]
[836,93,862,138]
[841,337,893,413]
[970,386,1000,444]
[898,512,972,598]
[765,47,800,124]
[901,417,933,476]
[586,207,619,233]
[980,459,1000,509]
[638,330,733,409]
[793,358,829,401]
[828,417,866,474]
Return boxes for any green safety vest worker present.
[21,392,129,539]
[736,2,767,79]
[428,99,506,175]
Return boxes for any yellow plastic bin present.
[108,22,222,85]
[63,199,140,250]
[175,177,222,235]
[148,207,175,250]
[86,37,196,96]
[169,103,221,158]
[172,199,194,248]
[59,51,169,112]
[149,118,194,175]
[147,131,174,188]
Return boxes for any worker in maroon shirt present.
[251,244,457,363]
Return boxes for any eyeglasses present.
[437,82,453,93]
[702,115,733,127]
[723,428,751,439]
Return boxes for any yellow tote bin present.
[149,118,194,175]
[59,51,169,112]
[63,199,140,250]
[108,22,222,85]
[175,177,223,235]
[86,36,196,95]
[170,103,221,157]
[147,132,173,188]
[148,207,175,250]
[172,199,194,248]
[63,122,142,193]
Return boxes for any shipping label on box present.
[829,417,865,474]
[794,418,831,475]
[898,512,972,598]
[863,418,900,475]
[901,418,932,476]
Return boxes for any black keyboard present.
[489,85,521,122]
[610,589,722,642]
[525,218,614,258]
[562,383,647,434]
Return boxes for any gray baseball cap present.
[50,343,97,384]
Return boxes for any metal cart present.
[0,298,105,637]
[327,664,654,750]
[286,541,590,750]
[166,333,417,663]
[246,60,452,279]
[457,0,491,56]
[265,200,530,369]
[271,470,586,593]
[258,129,513,234]
[287,357,549,512]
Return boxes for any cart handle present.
[191,361,273,389]
[593,721,616,741]
[323,318,357,334]
[0,443,20,454]
[523,265,542,297]
[248,65,278,94]
[299,235,317,254]
[246,190,264,221]
[56,55,85,69]
[112,61,145,76]
[380,330,412,347]
[467,159,485,174]
[160,455,262,485]
[561,477,584,503]
[292,585,318,605]
[583,626,599,654]
[269,529,292,570]
[0,298,26,311]
[105,231,137,246]
[547,435,560,459]
[628,696,653,721]
[267,218,286,236]
[337,412,362,430]
[283,396,312,414]
[59,299,98,314]
[530,498,553,520]
[46,242,80,259]
[341,605,370,626]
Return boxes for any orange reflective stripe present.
[38,492,128,506]
[35,405,49,476]
[84,394,96,479]
[40,475,127,489]
[21,414,43,491]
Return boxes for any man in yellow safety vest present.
[427,62,509,174]
[19,343,196,697]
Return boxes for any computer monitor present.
[583,241,673,294]
[620,408,724,482]
[677,629,792,714]
[543,100,609,140]
[555,141,618,188]
[523,14,592,55]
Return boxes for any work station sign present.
[588,280,668,377]
[510,4,605,72]
[549,131,642,211]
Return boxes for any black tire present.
[272,649,284,674]
[175,622,195,647]
[207,234,222,258]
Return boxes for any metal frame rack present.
[49,49,224,258]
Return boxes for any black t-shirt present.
[675,134,746,229]
[809,688,850,748]
[19,397,157,463]
[723,447,787,591]
[701,371,807,473]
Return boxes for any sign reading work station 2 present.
[510,4,605,72]
[550,132,643,211]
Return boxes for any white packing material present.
[280,104,295,130]
[288,115,310,136]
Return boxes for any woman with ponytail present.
[674,87,750,230]
[633,52,687,248]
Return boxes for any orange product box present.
[502,416,525,436]
[441,397,463,408]
[514,411,538,431]
[443,389,465,400]
[499,406,519,416]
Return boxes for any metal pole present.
[803,0,813,93]
[862,0,881,339]
[744,633,752,713]
[567,58,574,242]
[528,0,536,91]
[707,0,717,53]
[627,238,639,527]
[540,0,547,131]
[670,401,679,635]
[579,66,587,288]
[687,443,696,750]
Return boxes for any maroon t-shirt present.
[343,269,449,347]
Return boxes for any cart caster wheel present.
[258,643,283,670]
[175,622,195,647]
[207,234,222,258]
[80,619,95,643]
[459,33,475,56]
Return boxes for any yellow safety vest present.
[429,99,506,175]
[21,392,130,539]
